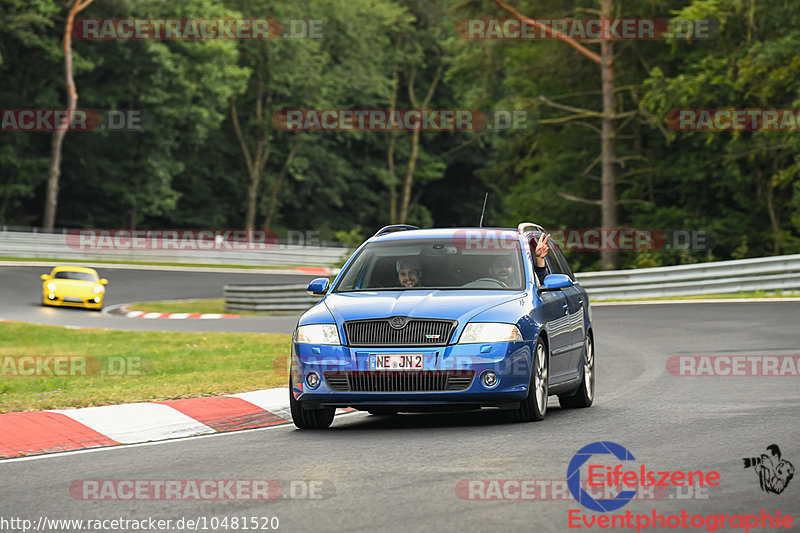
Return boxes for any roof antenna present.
[478,192,489,227]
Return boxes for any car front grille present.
[344,318,456,346]
[323,370,474,392]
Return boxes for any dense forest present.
[1,0,799,270]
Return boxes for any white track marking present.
[48,403,215,444]
[231,388,293,420]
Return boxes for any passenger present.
[533,233,550,284]
[396,258,423,288]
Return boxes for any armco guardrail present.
[224,284,323,312]
[576,254,800,300]
[223,255,800,312]
[0,229,348,267]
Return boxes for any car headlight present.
[93,285,104,294]
[294,324,340,345]
[459,323,522,344]
[46,282,57,291]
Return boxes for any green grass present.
[0,322,291,413]
[599,290,800,303]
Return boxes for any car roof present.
[369,227,524,242]
[51,266,99,274]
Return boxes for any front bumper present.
[291,341,533,407]
[43,291,103,309]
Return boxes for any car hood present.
[323,290,525,325]
[48,279,97,294]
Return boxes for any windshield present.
[333,238,525,292]
[53,271,97,282]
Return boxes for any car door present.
[546,245,584,380]
[528,238,571,380]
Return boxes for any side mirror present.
[307,277,330,295]
[40,274,49,281]
[541,274,574,291]
[99,278,108,285]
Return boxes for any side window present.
[553,246,575,281]
[546,249,565,276]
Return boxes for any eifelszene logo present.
[567,441,721,512]
[566,441,794,531]
[743,445,795,495]
[567,441,638,512]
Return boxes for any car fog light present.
[93,296,101,303]
[306,372,320,389]
[480,370,499,389]
[48,293,56,300]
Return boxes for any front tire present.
[289,379,335,429]
[559,333,594,408]
[508,337,548,422]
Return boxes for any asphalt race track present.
[0,265,315,333]
[1,265,799,532]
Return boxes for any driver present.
[396,258,423,288]
[489,256,515,285]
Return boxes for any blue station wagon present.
[289,223,595,429]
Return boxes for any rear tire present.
[289,379,335,429]
[508,337,548,422]
[559,333,594,408]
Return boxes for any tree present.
[55,0,249,229]
[490,0,621,268]
[642,0,800,257]
[0,0,60,226]
[227,0,409,231]
[42,0,93,230]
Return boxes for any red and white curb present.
[123,311,240,319]
[0,388,351,459]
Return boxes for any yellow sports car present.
[40,266,108,310]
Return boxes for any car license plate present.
[369,353,424,370]
[63,297,83,303]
